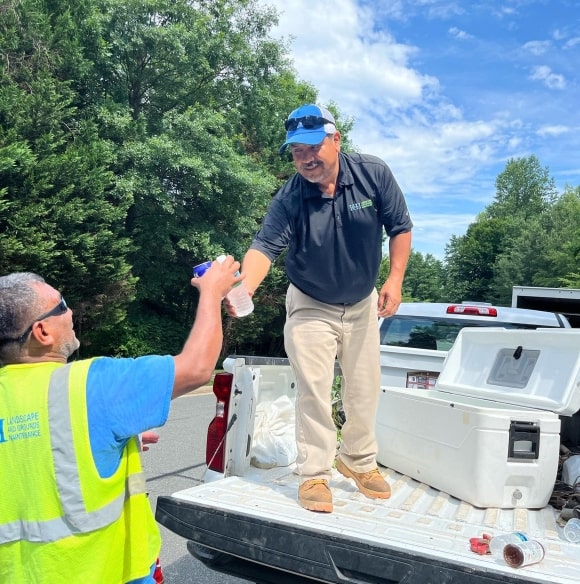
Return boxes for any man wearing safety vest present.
[0,259,240,584]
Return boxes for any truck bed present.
[156,462,580,584]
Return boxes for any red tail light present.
[206,372,233,473]
[446,304,497,317]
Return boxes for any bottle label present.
[490,531,528,556]
[213,255,254,317]
[504,541,544,568]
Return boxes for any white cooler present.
[376,328,580,509]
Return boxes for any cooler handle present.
[508,421,540,460]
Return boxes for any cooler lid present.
[437,328,580,415]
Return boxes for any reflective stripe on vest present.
[0,364,147,544]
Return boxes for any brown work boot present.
[298,479,333,513]
[335,458,391,499]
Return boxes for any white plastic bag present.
[251,395,297,469]
[562,455,580,487]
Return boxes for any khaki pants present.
[284,284,380,483]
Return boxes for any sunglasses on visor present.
[284,115,334,132]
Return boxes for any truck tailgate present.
[156,464,580,584]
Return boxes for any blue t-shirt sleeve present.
[87,355,175,477]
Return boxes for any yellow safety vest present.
[0,360,161,583]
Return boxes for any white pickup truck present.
[378,301,571,388]
[156,304,580,584]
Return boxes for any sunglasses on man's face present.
[284,115,334,132]
[0,297,69,346]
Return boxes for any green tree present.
[541,187,580,285]
[85,0,319,354]
[488,215,547,305]
[0,0,136,350]
[443,156,560,305]
[486,155,557,221]
[401,250,445,302]
[488,188,580,304]
[0,0,328,357]
[443,217,513,302]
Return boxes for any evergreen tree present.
[0,0,136,352]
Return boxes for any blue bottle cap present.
[192,261,212,278]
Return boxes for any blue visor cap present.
[279,104,337,154]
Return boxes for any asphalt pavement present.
[141,390,249,584]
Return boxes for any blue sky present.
[259,0,580,259]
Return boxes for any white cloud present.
[257,0,578,257]
[537,125,570,137]
[261,0,506,199]
[564,37,580,49]
[408,213,476,258]
[522,40,551,55]
[449,27,473,40]
[552,28,567,41]
[421,1,464,20]
[360,118,498,195]
[269,0,438,113]
[496,5,517,17]
[529,65,566,90]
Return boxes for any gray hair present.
[0,272,46,363]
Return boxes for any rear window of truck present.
[379,316,539,351]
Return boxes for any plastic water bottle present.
[503,540,545,568]
[192,256,254,318]
[488,532,528,556]
[564,518,580,543]
[215,254,254,317]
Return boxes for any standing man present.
[0,259,239,583]
[238,104,412,513]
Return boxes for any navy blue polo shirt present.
[250,152,413,305]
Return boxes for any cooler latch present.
[508,421,540,460]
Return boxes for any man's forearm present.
[388,231,412,283]
[172,290,224,397]
[242,249,272,295]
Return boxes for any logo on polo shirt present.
[348,199,373,212]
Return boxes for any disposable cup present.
[564,518,580,543]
